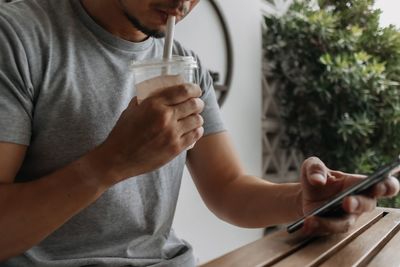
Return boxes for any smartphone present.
[287,156,400,233]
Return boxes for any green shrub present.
[263,0,400,207]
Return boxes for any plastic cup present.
[131,56,199,149]
[132,56,198,103]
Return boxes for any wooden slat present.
[200,229,312,267]
[318,211,400,267]
[366,225,400,267]
[268,209,384,267]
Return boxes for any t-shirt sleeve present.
[173,41,226,136]
[0,13,34,145]
[193,54,226,136]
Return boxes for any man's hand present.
[93,83,205,185]
[299,157,400,236]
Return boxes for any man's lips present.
[153,2,191,23]
[157,8,183,17]
[154,8,184,24]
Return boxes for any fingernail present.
[349,197,359,212]
[311,173,325,183]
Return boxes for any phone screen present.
[287,156,400,233]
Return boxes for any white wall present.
[374,0,400,28]
[173,0,263,265]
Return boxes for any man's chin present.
[123,12,166,39]
[148,30,165,39]
[137,25,166,38]
[145,24,167,39]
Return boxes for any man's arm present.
[0,142,26,183]
[186,132,303,228]
[0,142,111,261]
[187,132,400,232]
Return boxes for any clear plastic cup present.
[131,56,199,149]
[132,56,198,103]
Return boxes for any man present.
[0,0,398,266]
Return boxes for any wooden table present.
[200,208,400,267]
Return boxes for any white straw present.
[163,15,176,60]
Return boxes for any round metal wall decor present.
[208,0,234,107]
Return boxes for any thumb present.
[302,157,328,186]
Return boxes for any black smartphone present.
[287,156,400,233]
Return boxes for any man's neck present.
[80,0,148,42]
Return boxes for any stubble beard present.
[119,0,165,39]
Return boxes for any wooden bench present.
[200,207,400,267]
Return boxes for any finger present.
[156,83,202,105]
[370,176,400,198]
[180,126,204,148]
[302,157,329,186]
[370,182,387,197]
[173,97,204,119]
[389,165,400,177]
[178,114,204,135]
[302,214,357,236]
[329,170,366,180]
[384,176,400,197]
[329,171,370,195]
[342,195,376,214]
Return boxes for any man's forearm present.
[0,151,112,262]
[215,175,303,228]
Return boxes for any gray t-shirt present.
[0,0,225,266]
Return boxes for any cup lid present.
[131,55,198,70]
